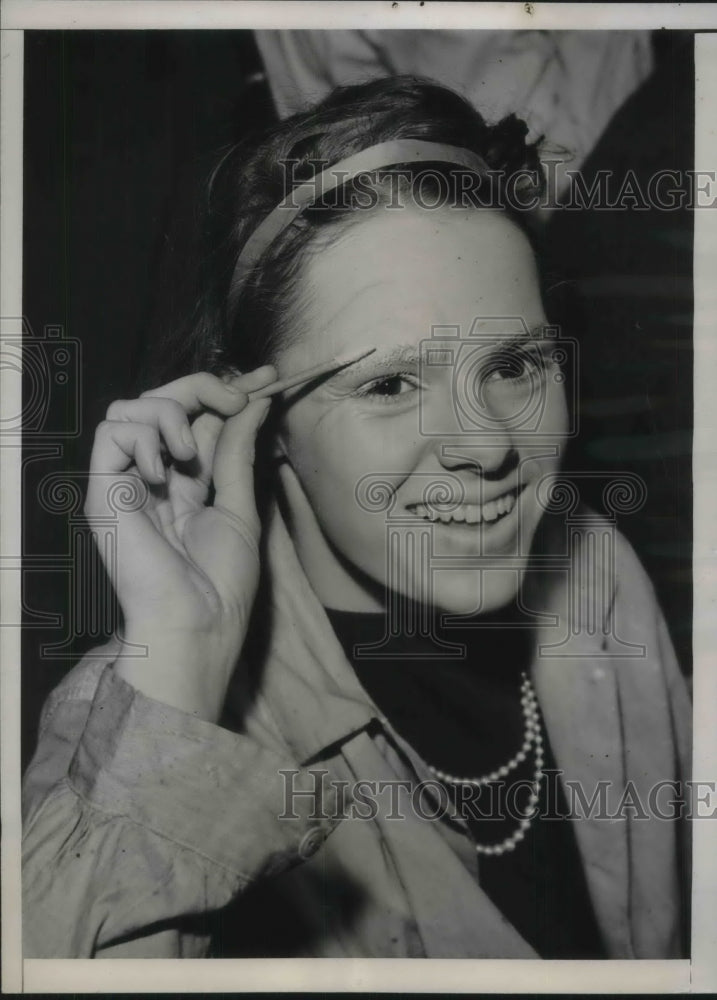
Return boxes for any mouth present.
[406,485,526,527]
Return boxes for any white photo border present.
[2,2,716,994]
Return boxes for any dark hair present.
[146,76,544,385]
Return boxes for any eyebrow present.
[331,326,546,379]
[329,344,448,380]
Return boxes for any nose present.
[421,369,521,481]
[437,438,520,480]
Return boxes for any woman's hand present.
[84,366,277,721]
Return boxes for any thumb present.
[212,397,271,517]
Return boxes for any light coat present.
[22,505,691,958]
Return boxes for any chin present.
[399,566,526,620]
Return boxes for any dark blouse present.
[325,605,606,959]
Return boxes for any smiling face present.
[272,207,569,616]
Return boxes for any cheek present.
[517,384,569,472]
[281,408,429,577]
[283,407,420,498]
[549,384,570,435]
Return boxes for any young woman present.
[22,77,691,960]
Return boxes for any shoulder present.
[536,505,660,609]
[531,505,674,666]
[568,508,684,674]
[565,506,660,606]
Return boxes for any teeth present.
[410,489,518,525]
[482,500,498,522]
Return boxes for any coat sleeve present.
[22,646,343,958]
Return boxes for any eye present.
[482,348,544,384]
[356,373,420,402]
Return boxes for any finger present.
[106,397,198,463]
[86,421,164,519]
[190,360,278,475]
[180,399,272,596]
[188,410,225,487]
[140,367,276,417]
[212,397,271,519]
[162,411,225,522]
[222,365,277,395]
[90,420,164,480]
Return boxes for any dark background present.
[21,30,694,768]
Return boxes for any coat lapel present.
[245,503,685,958]
[606,538,687,957]
[340,732,539,958]
[528,518,685,958]
[531,633,633,956]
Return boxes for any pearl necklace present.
[427,672,545,857]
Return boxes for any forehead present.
[296,208,542,353]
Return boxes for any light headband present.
[228,139,490,309]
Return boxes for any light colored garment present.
[254,29,654,193]
[22,505,691,958]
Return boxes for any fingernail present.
[155,456,166,481]
[181,424,196,451]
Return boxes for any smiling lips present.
[407,486,521,525]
